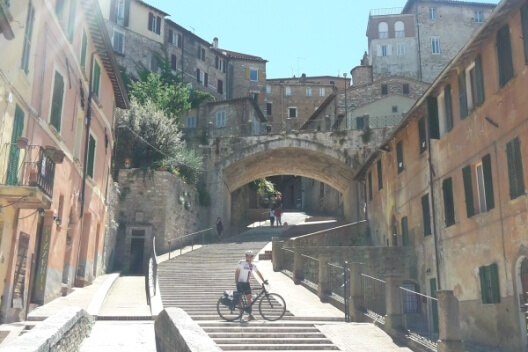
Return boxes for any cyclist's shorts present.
[236,282,251,294]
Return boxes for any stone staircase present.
[158,228,341,351]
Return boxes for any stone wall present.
[1,308,93,352]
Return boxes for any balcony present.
[0,142,63,209]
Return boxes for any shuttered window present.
[21,2,35,73]
[171,54,177,70]
[401,217,409,246]
[418,117,427,154]
[427,96,439,139]
[462,165,475,217]
[80,30,88,70]
[506,137,525,199]
[479,263,500,304]
[458,72,468,119]
[442,178,455,227]
[422,194,431,236]
[474,55,485,107]
[92,60,101,98]
[522,2,528,64]
[397,141,404,173]
[444,85,453,132]
[87,134,96,178]
[50,71,65,132]
[377,159,383,190]
[497,25,514,87]
[481,154,495,211]
[368,171,373,200]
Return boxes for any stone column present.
[272,237,283,272]
[348,262,364,322]
[437,290,465,352]
[384,273,406,333]
[318,256,330,302]
[293,246,304,284]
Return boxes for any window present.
[381,45,388,57]
[443,85,453,133]
[21,1,35,73]
[217,79,223,94]
[215,111,226,128]
[320,87,326,97]
[402,282,420,313]
[377,159,383,190]
[368,171,373,200]
[443,178,455,227]
[306,87,312,96]
[431,38,440,54]
[396,140,404,173]
[266,103,272,116]
[396,43,405,56]
[422,194,431,236]
[378,22,388,39]
[462,154,495,217]
[198,47,205,61]
[112,29,125,54]
[87,133,96,178]
[392,106,398,113]
[395,21,405,38]
[92,60,101,98]
[266,85,271,94]
[251,93,259,102]
[196,69,208,86]
[401,217,409,246]
[285,87,292,96]
[458,71,468,119]
[479,263,500,304]
[418,117,427,154]
[465,56,485,110]
[171,54,177,70]
[148,12,161,34]
[65,0,77,41]
[506,137,525,199]
[497,25,514,87]
[168,29,181,47]
[110,0,128,26]
[427,96,439,139]
[475,11,484,23]
[522,3,528,64]
[186,116,196,129]
[288,107,297,118]
[381,84,388,95]
[215,57,224,72]
[49,71,65,132]
[249,68,258,82]
[80,29,88,70]
[429,7,437,20]
[148,53,158,72]
[403,84,410,95]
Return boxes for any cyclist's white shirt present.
[236,260,259,283]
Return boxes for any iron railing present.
[166,227,213,260]
[361,273,386,321]
[145,236,157,305]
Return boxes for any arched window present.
[378,22,388,39]
[395,21,405,38]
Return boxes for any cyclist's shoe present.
[248,314,256,321]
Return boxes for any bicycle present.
[217,282,286,321]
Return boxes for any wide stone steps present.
[158,229,341,351]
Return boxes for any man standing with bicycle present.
[235,250,267,321]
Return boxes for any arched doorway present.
[516,256,528,351]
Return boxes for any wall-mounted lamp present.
[38,209,46,217]
[53,216,62,226]
[426,268,432,274]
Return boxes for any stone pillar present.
[318,256,330,302]
[272,237,283,272]
[384,273,406,333]
[293,246,304,284]
[437,290,465,352]
[348,262,364,322]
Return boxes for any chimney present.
[212,37,218,48]
[300,73,307,83]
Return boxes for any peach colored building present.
[355,0,528,350]
[0,0,127,323]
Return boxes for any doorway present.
[128,229,145,275]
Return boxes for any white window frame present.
[112,28,125,54]
[115,0,126,26]
[319,87,326,97]
[475,11,484,23]
[285,86,292,96]
[186,116,196,129]
[381,45,389,57]
[306,87,312,96]
[431,37,440,55]
[476,163,487,212]
[215,110,226,128]
[429,7,437,20]
[395,21,405,38]
[465,61,476,111]
[437,92,448,137]
[396,43,405,56]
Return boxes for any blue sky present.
[155,0,499,79]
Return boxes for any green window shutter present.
[80,30,87,69]
[479,266,488,303]
[50,71,64,132]
[458,72,468,119]
[6,106,25,185]
[482,154,495,210]
[497,25,514,87]
[442,178,455,227]
[444,85,453,132]
[490,263,500,303]
[462,165,475,217]
[506,138,525,199]
[475,55,485,106]
[87,134,96,178]
[66,0,77,42]
[92,61,101,97]
[427,96,439,139]
[377,159,383,190]
[422,194,431,236]
[401,217,409,246]
[522,2,528,65]
[418,117,427,154]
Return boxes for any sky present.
[155,0,499,79]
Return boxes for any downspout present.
[427,128,442,290]
[414,4,423,81]
[180,34,184,82]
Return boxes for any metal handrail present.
[167,227,213,259]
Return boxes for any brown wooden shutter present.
[258,70,264,82]
[245,68,250,80]
[258,93,263,105]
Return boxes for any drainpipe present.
[427,125,442,290]
[415,4,423,81]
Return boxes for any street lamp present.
[343,72,348,130]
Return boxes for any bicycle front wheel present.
[217,296,243,322]
[258,293,286,321]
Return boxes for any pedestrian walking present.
[274,207,282,226]
[269,208,275,227]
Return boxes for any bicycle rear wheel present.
[217,296,243,322]
[258,293,286,321]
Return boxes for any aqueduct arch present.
[207,136,363,232]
